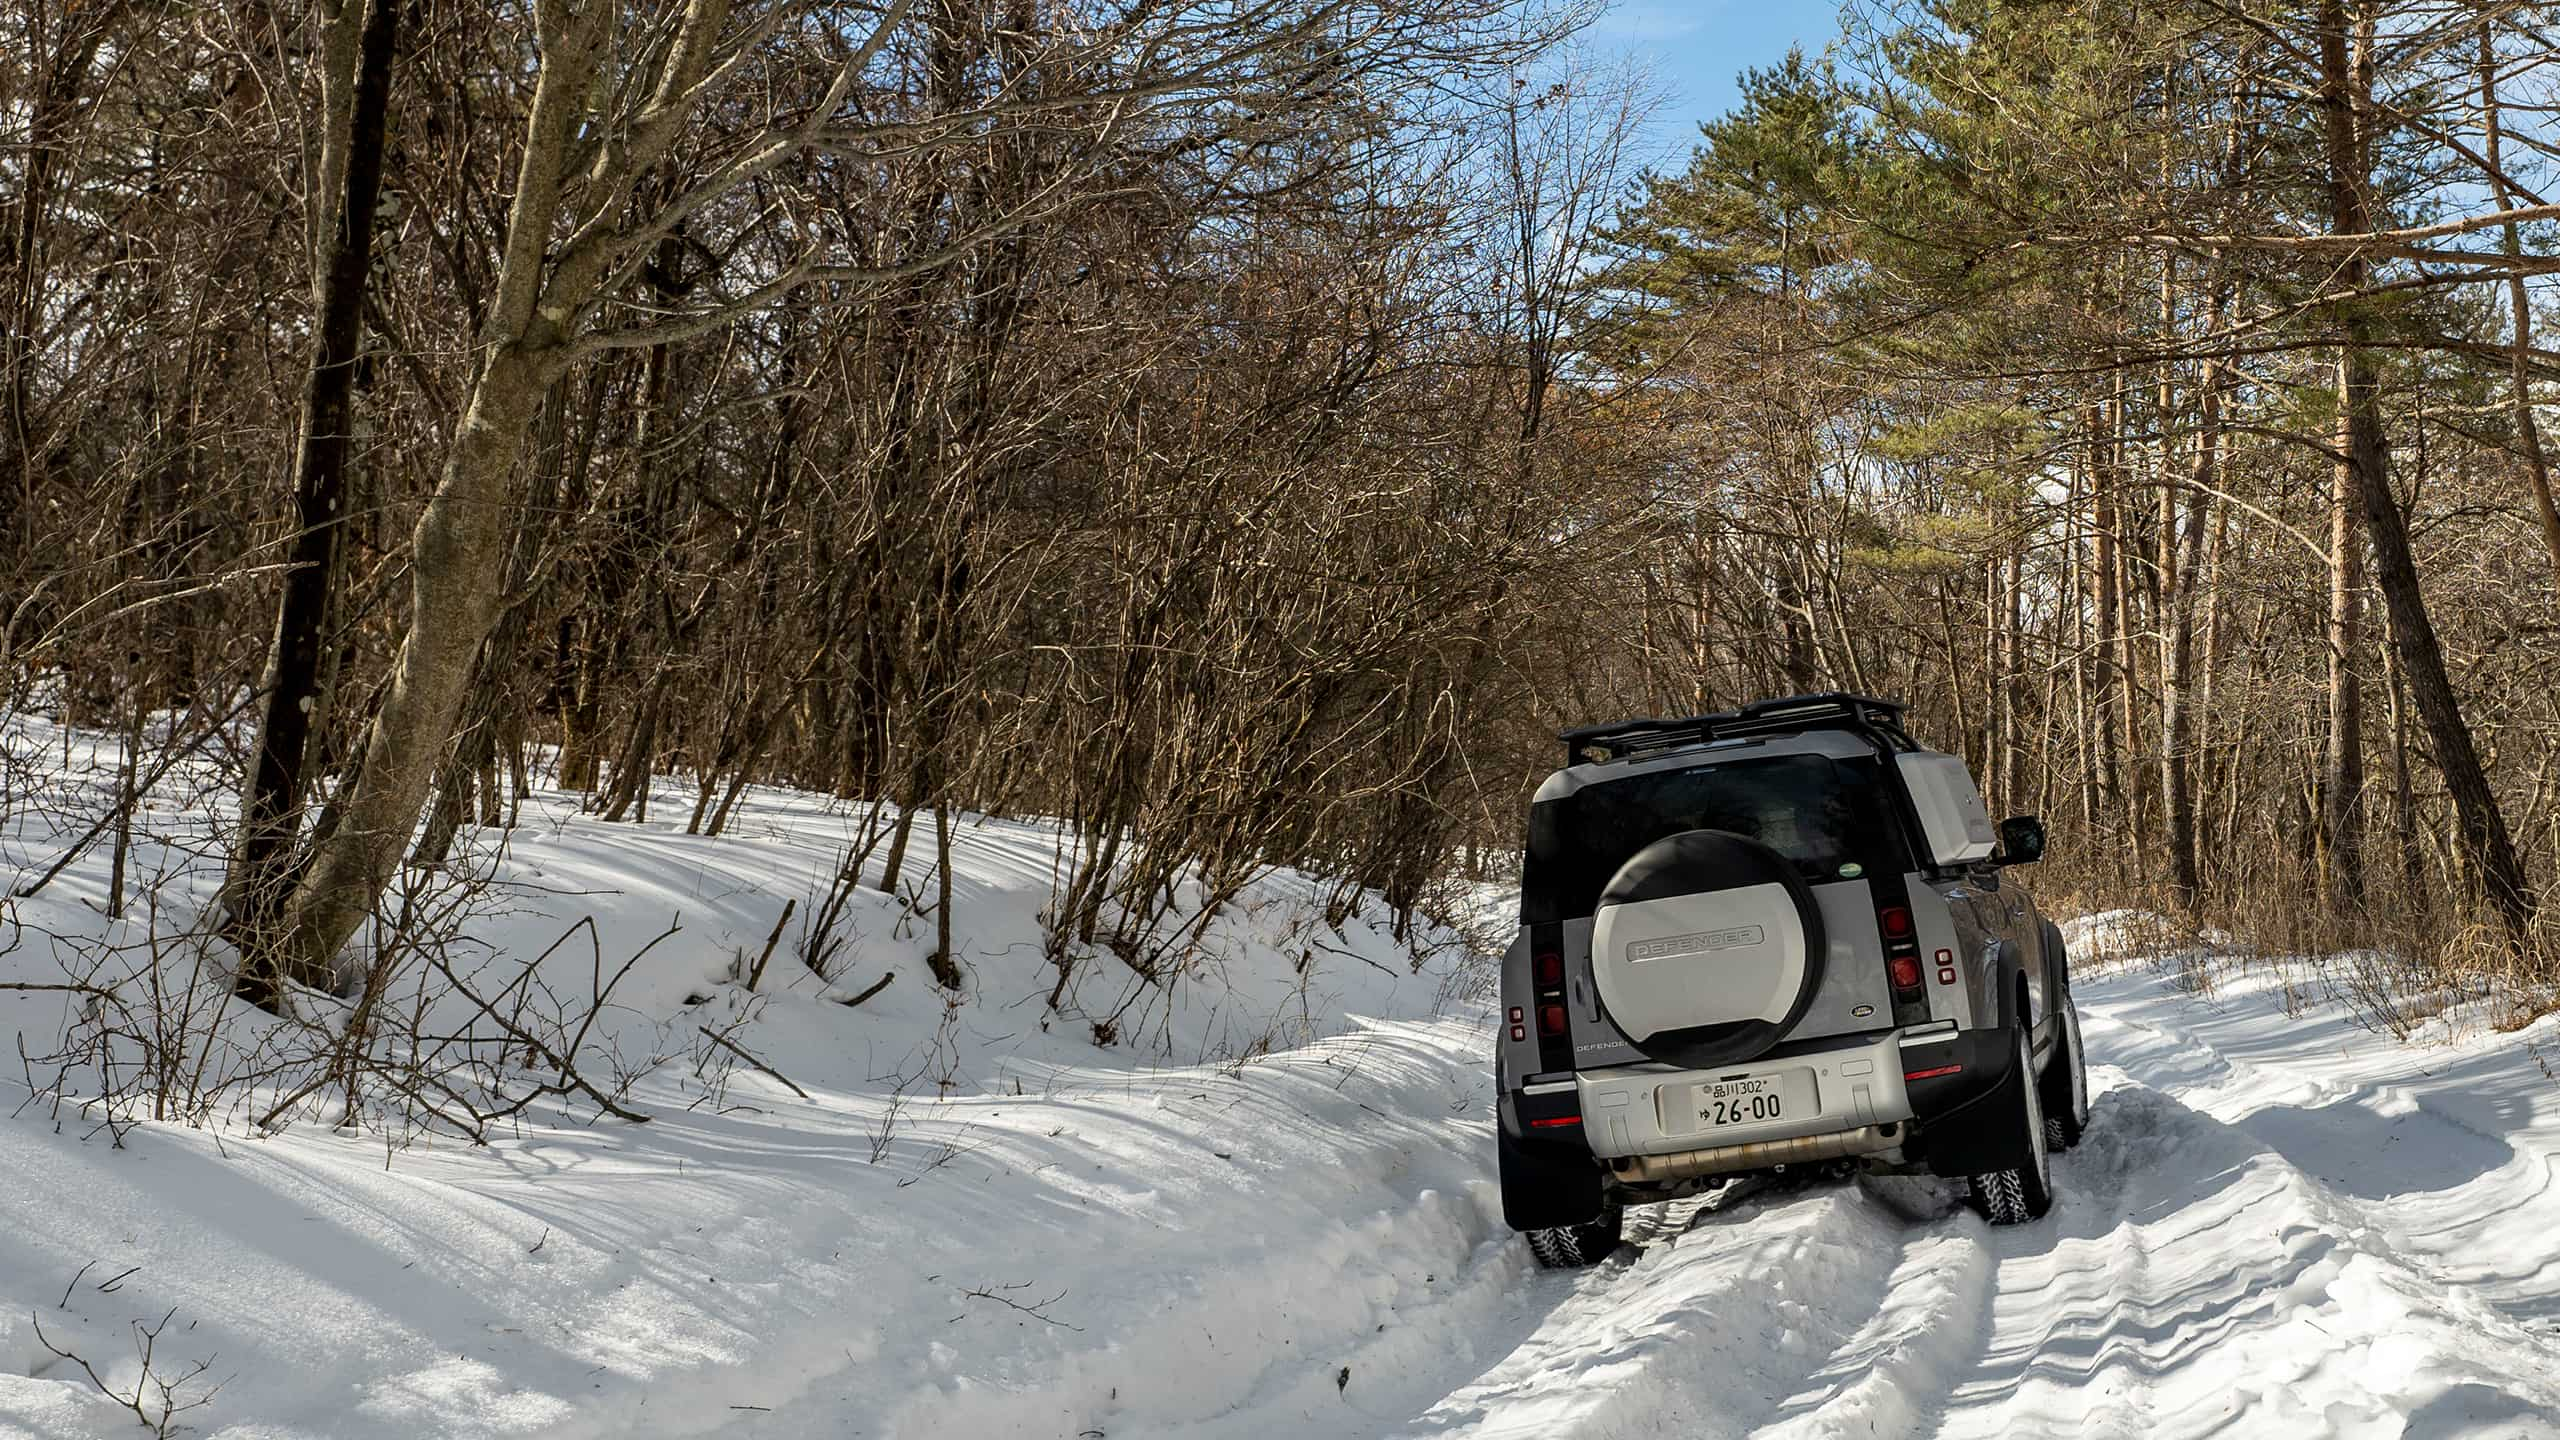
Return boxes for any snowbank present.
[0,710,1498,1438]
[2057,909,2237,968]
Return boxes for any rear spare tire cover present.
[1589,829,1827,1068]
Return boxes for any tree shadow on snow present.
[2233,1089,2518,1202]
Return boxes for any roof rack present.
[1558,691,1919,768]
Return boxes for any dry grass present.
[2037,850,2560,1043]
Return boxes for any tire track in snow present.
[1907,992,2560,1440]
[1725,1086,2199,1440]
[1740,1193,1996,1440]
[1912,1075,2274,1440]
[1391,1178,1939,1440]
[2096,987,2560,1345]
[1399,978,2560,1440]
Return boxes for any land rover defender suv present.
[1495,693,2089,1266]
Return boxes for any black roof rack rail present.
[1558,691,1919,768]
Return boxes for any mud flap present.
[1904,1025,2033,1177]
[1498,1124,1608,1231]
[1906,956,2036,1178]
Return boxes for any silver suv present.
[1494,693,2089,1266]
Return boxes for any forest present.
[7,0,2560,1035]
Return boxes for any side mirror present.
[1994,815,2046,866]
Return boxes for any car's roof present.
[1532,729,1887,803]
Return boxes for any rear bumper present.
[1563,1029,1920,1159]
[1498,1021,2025,1172]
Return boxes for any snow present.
[7,709,2560,1437]
[1,709,1486,1438]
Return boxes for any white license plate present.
[1692,1071,1816,1131]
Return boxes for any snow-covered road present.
[1209,963,2560,1440]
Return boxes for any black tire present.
[2040,992,2090,1152]
[1970,1023,2055,1225]
[1526,1204,1624,1269]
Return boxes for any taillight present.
[1879,896,1928,1026]
[1528,924,1571,1062]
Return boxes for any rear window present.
[1520,753,1909,924]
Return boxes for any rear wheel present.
[1525,1204,1624,1269]
[2039,993,2090,1152]
[1970,1024,2054,1225]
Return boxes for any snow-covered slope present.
[0,707,1465,1101]
[0,1012,1509,1440]
[0,712,1489,1438]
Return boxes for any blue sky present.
[1595,1,1847,174]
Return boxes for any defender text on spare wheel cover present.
[1494,693,2082,1267]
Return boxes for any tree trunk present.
[598,683,666,821]
[2321,0,2534,940]
[2316,3,2373,908]
[263,0,633,980]
[2380,604,2426,906]
[2089,392,2125,832]
[2109,371,2147,877]
[2163,88,2247,912]
[2322,350,2369,905]
[2480,26,2560,599]
[2068,455,2096,831]
[0,7,118,570]
[225,0,401,1000]
[2192,491,2233,870]
[2162,332,2222,911]
[2351,446,2536,936]
[928,800,961,990]
[1999,547,2024,811]
[280,344,558,980]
